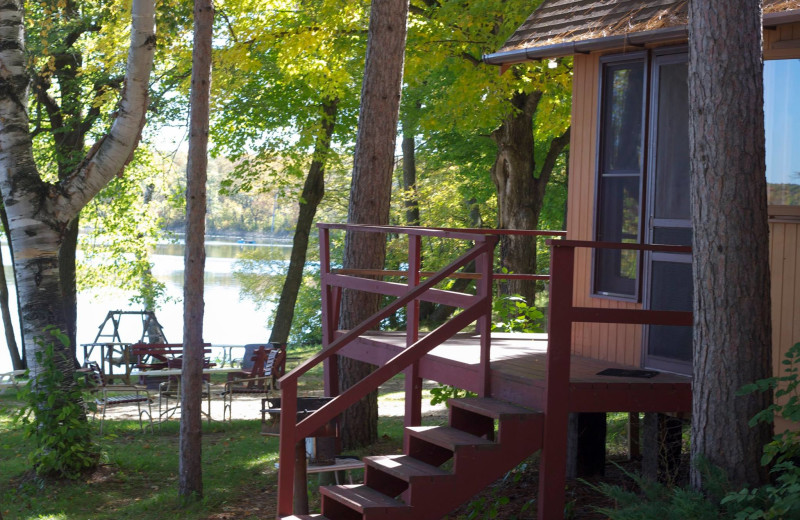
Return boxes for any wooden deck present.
[341,331,692,414]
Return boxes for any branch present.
[218,9,238,43]
[31,74,64,133]
[79,76,124,135]
[535,126,571,199]
[55,0,156,222]
[63,24,101,50]
[461,51,481,66]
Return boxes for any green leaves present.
[14,327,100,480]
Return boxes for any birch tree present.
[0,0,155,378]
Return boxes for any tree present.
[209,0,365,346]
[688,0,773,488]
[179,0,214,500]
[0,0,155,375]
[0,240,21,370]
[404,0,571,306]
[269,99,338,345]
[339,0,410,449]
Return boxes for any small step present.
[406,425,496,451]
[320,484,411,513]
[365,454,451,481]
[449,397,541,420]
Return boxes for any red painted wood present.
[277,381,298,516]
[476,243,493,396]
[571,307,693,326]
[324,274,476,308]
[548,239,691,254]
[538,245,574,520]
[319,222,566,239]
[280,239,496,386]
[295,303,487,439]
[319,222,493,241]
[405,235,423,434]
[319,227,334,348]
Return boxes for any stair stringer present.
[401,399,544,518]
[316,398,544,520]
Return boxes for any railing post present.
[476,239,494,397]
[277,380,299,517]
[405,234,422,434]
[537,243,575,520]
[320,226,340,398]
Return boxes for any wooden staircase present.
[284,397,543,520]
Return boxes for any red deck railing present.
[276,224,565,516]
[536,239,692,520]
[273,226,694,517]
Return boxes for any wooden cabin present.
[484,0,800,429]
[276,2,800,520]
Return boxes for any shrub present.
[15,327,100,479]
[595,342,800,519]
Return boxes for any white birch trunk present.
[0,0,155,373]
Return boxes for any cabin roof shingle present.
[498,0,800,53]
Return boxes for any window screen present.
[594,57,646,298]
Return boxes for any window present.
[765,59,800,211]
[593,55,646,298]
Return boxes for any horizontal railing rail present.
[277,224,522,516]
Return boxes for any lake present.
[0,238,292,373]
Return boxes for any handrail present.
[295,299,487,439]
[277,223,559,516]
[279,237,497,385]
[277,224,507,516]
[318,222,566,241]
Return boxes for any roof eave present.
[484,9,800,66]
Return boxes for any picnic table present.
[0,370,26,393]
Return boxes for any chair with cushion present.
[83,362,153,434]
[222,344,286,421]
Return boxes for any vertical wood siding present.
[566,53,643,366]
[770,221,800,375]
[764,21,800,59]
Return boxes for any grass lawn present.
[0,345,415,520]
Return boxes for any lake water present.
[0,238,292,373]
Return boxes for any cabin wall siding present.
[566,53,643,366]
[764,21,800,58]
[771,221,800,375]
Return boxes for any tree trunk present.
[688,0,772,489]
[401,133,420,226]
[0,207,24,367]
[179,0,213,500]
[59,217,79,361]
[0,236,22,370]
[490,90,569,306]
[339,0,409,450]
[0,0,154,476]
[269,98,338,345]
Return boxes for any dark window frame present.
[591,51,649,301]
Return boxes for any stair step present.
[450,397,540,420]
[406,425,496,451]
[365,454,451,481]
[320,484,411,513]
[281,516,329,520]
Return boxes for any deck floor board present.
[343,331,692,413]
